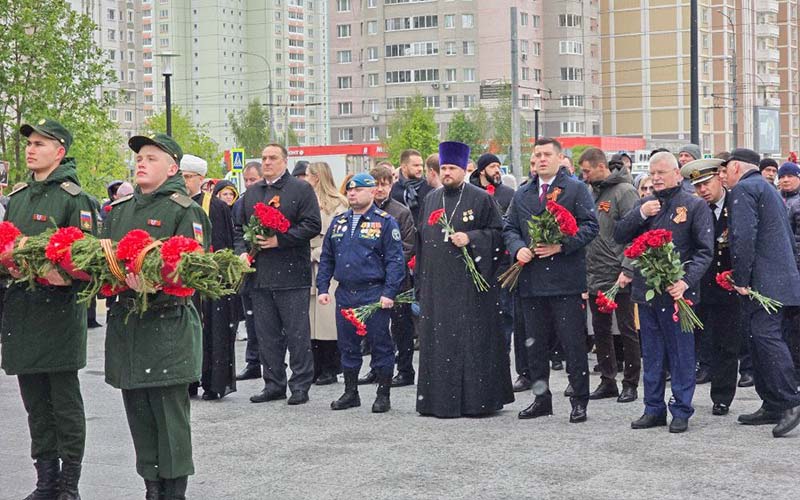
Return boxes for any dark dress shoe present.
[314,372,337,386]
[391,373,415,387]
[669,417,689,433]
[236,365,261,381]
[202,391,219,401]
[569,404,587,423]
[592,364,601,373]
[563,383,574,397]
[772,405,800,437]
[513,375,532,392]
[737,373,755,387]
[551,360,564,371]
[357,371,377,385]
[250,389,286,403]
[588,381,619,400]
[712,403,729,415]
[518,398,553,419]
[695,367,712,384]
[87,320,103,329]
[617,386,637,403]
[738,406,781,425]
[631,413,667,429]
[287,390,309,405]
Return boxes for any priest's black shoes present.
[249,389,286,403]
[569,404,587,423]
[513,375,532,392]
[617,386,637,403]
[737,406,781,425]
[518,398,553,419]
[772,405,800,437]
[236,365,261,381]
[287,390,309,405]
[357,370,377,385]
[314,372,337,386]
[202,391,219,401]
[669,417,688,433]
[563,384,574,397]
[737,373,755,387]
[391,373,414,387]
[631,413,667,429]
[551,360,564,371]
[712,403,729,415]
[588,381,619,400]
[695,367,711,384]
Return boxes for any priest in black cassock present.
[181,154,238,400]
[415,141,514,418]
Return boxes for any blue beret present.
[439,141,471,169]
[778,162,800,178]
[346,172,377,189]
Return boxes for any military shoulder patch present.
[110,194,133,207]
[9,183,28,196]
[374,209,390,218]
[392,228,401,241]
[80,210,93,230]
[60,181,82,196]
[170,192,193,208]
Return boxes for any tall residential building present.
[143,0,329,149]
[69,0,146,140]
[601,0,799,155]
[328,0,546,147]
[541,0,602,138]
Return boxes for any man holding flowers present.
[504,138,598,424]
[614,151,713,434]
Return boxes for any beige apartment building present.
[601,0,799,155]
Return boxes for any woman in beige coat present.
[308,162,350,385]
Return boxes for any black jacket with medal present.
[700,190,736,305]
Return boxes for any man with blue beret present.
[317,172,405,413]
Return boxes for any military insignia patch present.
[547,187,563,202]
[598,201,611,212]
[147,219,162,227]
[192,222,204,244]
[392,228,401,241]
[80,210,92,230]
[33,214,47,222]
[673,206,688,224]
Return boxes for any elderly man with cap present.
[2,119,97,500]
[316,173,405,412]
[103,133,211,498]
[723,148,800,437]
[415,141,514,417]
[681,157,745,416]
[180,154,238,401]
[759,158,779,187]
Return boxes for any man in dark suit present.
[724,148,800,437]
[680,159,742,416]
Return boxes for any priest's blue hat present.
[439,141,471,170]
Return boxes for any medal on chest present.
[461,209,475,223]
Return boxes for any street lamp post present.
[718,9,738,149]
[241,51,275,143]
[158,52,179,136]
[533,94,542,141]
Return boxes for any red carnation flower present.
[116,229,154,262]
[0,221,22,270]
[716,270,735,292]
[596,291,619,314]
[161,236,202,266]
[428,208,445,226]
[103,205,112,214]
[45,227,85,264]
[101,283,128,297]
[546,201,578,237]
[408,255,416,271]
[253,203,290,233]
[487,185,496,196]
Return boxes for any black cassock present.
[192,192,238,397]
[415,182,514,417]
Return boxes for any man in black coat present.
[680,158,742,416]
[391,149,432,223]
[724,148,800,437]
[614,151,713,434]
[469,153,515,213]
[504,138,599,424]
[233,144,322,406]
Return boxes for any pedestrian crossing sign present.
[231,148,245,172]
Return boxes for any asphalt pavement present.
[1,315,798,500]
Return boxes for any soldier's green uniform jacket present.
[1,159,98,375]
[103,173,212,390]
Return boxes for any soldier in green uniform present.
[1,119,97,500]
[103,134,211,500]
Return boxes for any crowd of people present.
[4,117,800,500]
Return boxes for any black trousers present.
[782,306,800,378]
[312,340,340,379]
[745,307,800,411]
[696,302,742,406]
[588,292,641,388]
[241,293,260,368]
[391,302,416,377]
[520,295,589,405]
[18,371,85,462]
[513,294,567,378]
[250,287,314,394]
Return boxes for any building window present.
[558,14,582,27]
[532,15,540,28]
[107,9,115,20]
[336,0,350,12]
[560,95,584,108]
[447,95,458,109]
[338,128,354,142]
[533,42,541,56]
[462,14,474,28]
[463,95,476,108]
[520,12,528,26]
[559,41,583,55]
[337,24,351,38]
[124,110,133,122]
[368,73,379,86]
[560,121,585,134]
[338,102,353,115]
[560,67,583,81]
[424,96,440,109]
[367,20,377,35]
[521,67,530,80]
[445,68,457,82]
[338,76,352,89]
[385,41,439,58]
[337,50,352,63]
[367,46,379,60]
[368,126,380,141]
[445,41,456,56]
[444,14,455,29]
[462,41,475,55]
[463,68,475,82]
[107,29,115,41]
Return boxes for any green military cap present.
[128,133,183,163]
[680,158,723,185]
[20,118,73,152]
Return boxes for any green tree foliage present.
[446,110,483,157]
[144,107,223,178]
[228,98,272,157]
[384,94,439,166]
[0,0,122,197]
[278,126,300,148]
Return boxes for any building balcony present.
[762,73,781,86]
[756,0,779,14]
[756,24,780,38]
[756,48,780,62]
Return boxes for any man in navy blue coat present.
[614,151,713,434]
[504,138,599,424]
[723,148,800,438]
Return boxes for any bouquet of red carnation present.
[624,229,702,333]
[428,208,489,292]
[340,290,416,336]
[499,201,578,291]
[595,284,620,314]
[243,202,291,258]
[0,221,23,277]
[45,227,92,282]
[11,228,60,287]
[716,270,782,314]
[407,255,416,273]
